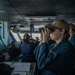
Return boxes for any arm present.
[34,28,58,70]
[34,45,41,59]
[34,43,58,70]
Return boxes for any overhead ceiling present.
[0,0,75,28]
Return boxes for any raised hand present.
[42,28,50,44]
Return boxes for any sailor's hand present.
[42,28,50,43]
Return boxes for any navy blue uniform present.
[34,39,75,75]
[69,34,75,49]
[21,41,35,61]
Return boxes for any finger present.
[47,28,50,35]
[44,28,47,34]
[45,28,50,35]
[42,29,45,34]
[40,32,43,38]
